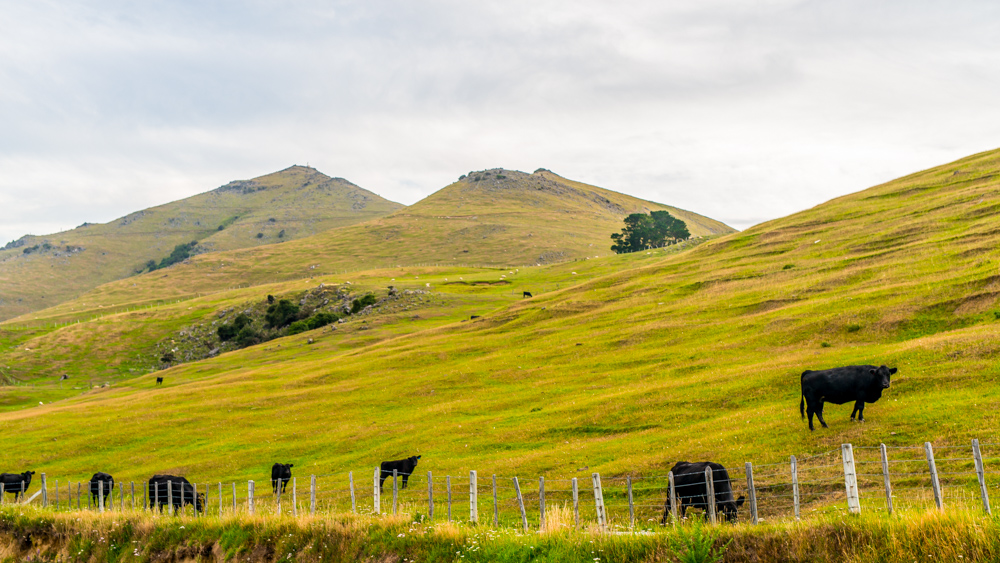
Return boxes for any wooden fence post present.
[276,479,282,516]
[627,476,634,529]
[705,467,716,524]
[513,477,528,532]
[492,474,498,527]
[131,482,135,511]
[248,480,255,515]
[166,480,172,515]
[790,456,800,521]
[54,479,59,510]
[78,482,82,511]
[427,471,434,521]
[470,471,478,524]
[446,476,452,522]
[539,477,546,531]
[973,439,992,515]
[309,476,316,515]
[232,483,237,514]
[925,442,943,510]
[841,443,861,514]
[218,483,222,516]
[668,471,678,523]
[880,443,893,514]
[572,477,579,528]
[745,463,758,524]
[593,473,607,532]
[292,477,297,517]
[373,467,380,515]
[392,469,399,515]
[349,472,356,514]
[41,474,47,507]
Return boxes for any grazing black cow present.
[147,475,204,513]
[470,315,480,320]
[155,377,163,386]
[661,462,744,524]
[59,374,69,381]
[379,456,421,491]
[0,471,35,501]
[522,291,532,298]
[89,472,115,505]
[271,463,293,494]
[800,364,897,431]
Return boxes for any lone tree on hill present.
[610,211,690,253]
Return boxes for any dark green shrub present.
[217,313,252,341]
[235,327,261,347]
[351,294,377,314]
[846,324,862,333]
[821,342,832,348]
[783,264,795,270]
[153,241,198,270]
[256,232,264,239]
[265,299,300,329]
[288,312,340,335]
[277,230,285,239]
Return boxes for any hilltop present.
[7,167,732,317]
[0,166,402,320]
[0,148,998,496]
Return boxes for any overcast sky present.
[1,0,999,244]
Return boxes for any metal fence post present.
[745,462,758,525]
[925,442,943,510]
[349,472,356,514]
[842,443,861,514]
[790,456,800,521]
[427,471,434,521]
[593,473,607,532]
[973,439,991,515]
[513,477,528,532]
[668,471,678,523]
[705,467,716,524]
[572,477,579,528]
[880,443,893,514]
[470,471,478,524]
[539,476,546,531]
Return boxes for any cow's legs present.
[401,474,410,489]
[856,401,865,422]
[806,405,816,431]
[815,403,829,428]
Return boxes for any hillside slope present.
[4,149,999,511]
[6,168,733,318]
[0,166,402,321]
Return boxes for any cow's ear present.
[417,455,422,459]
[736,495,745,508]
[889,368,897,375]
[289,464,294,468]
[869,369,876,375]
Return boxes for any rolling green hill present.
[2,149,998,523]
[4,168,732,318]
[0,166,403,321]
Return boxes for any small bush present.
[265,299,300,329]
[256,232,264,239]
[846,324,862,333]
[351,293,378,314]
[783,264,795,270]
[993,311,1000,320]
[821,342,832,348]
[218,314,253,341]
[268,218,276,223]
[235,327,261,347]
[277,230,285,239]
[217,225,224,231]
[287,312,339,335]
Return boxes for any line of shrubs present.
[216,293,380,346]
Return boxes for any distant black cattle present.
[271,463,293,494]
[470,315,480,319]
[522,291,532,298]
[0,471,35,501]
[89,472,114,505]
[148,475,204,513]
[800,364,897,431]
[59,374,69,381]
[156,377,163,386]
[267,295,275,304]
[661,462,744,524]
[379,456,421,491]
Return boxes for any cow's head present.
[721,495,745,523]
[870,365,897,389]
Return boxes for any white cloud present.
[1,0,999,243]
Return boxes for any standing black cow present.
[148,475,204,513]
[0,471,35,501]
[379,456,421,491]
[661,462,744,524]
[522,291,532,298]
[155,377,164,386]
[89,472,115,505]
[271,463,293,494]
[800,364,897,431]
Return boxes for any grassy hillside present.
[0,166,402,321]
[4,168,732,319]
[1,149,999,526]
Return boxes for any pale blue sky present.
[1,0,998,243]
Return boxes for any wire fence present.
[3,439,996,528]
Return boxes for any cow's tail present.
[800,393,805,419]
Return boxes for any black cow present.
[379,456,421,491]
[89,472,115,505]
[148,475,204,513]
[662,462,744,524]
[0,471,35,501]
[800,364,896,431]
[522,291,532,298]
[156,377,163,386]
[271,463,293,494]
